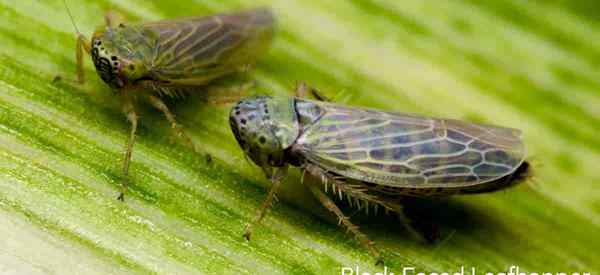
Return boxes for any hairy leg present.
[75,34,91,84]
[394,205,427,243]
[243,167,287,240]
[305,164,427,244]
[147,95,199,152]
[303,164,383,265]
[117,97,138,201]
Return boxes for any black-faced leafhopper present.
[229,83,530,264]
[62,1,274,199]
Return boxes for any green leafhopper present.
[229,83,530,264]
[62,1,274,200]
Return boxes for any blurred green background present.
[0,0,598,274]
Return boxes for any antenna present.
[62,0,81,34]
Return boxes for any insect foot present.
[242,226,253,241]
[375,255,385,266]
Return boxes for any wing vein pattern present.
[297,100,525,188]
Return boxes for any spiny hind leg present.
[243,167,287,240]
[118,97,138,201]
[303,169,383,265]
[146,95,206,159]
[53,34,91,84]
[294,82,330,102]
[394,204,428,243]
[304,164,428,243]
[304,164,396,216]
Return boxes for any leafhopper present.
[229,83,530,264]
[63,2,274,199]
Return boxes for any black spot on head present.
[111,56,117,61]
[247,114,256,121]
[241,119,247,125]
[129,64,134,70]
[235,111,240,116]
[90,47,122,88]
[259,136,266,144]
[96,40,102,46]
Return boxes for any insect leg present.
[304,164,398,213]
[104,11,125,29]
[147,95,202,157]
[117,97,138,201]
[243,167,287,240]
[294,82,309,98]
[394,205,428,243]
[76,34,91,84]
[304,173,384,265]
[294,82,330,102]
[304,165,428,243]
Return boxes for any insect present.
[62,1,274,200]
[229,83,530,264]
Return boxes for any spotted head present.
[229,96,300,170]
[90,27,150,89]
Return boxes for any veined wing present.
[296,101,526,188]
[144,8,274,84]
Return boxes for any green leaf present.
[1,1,598,274]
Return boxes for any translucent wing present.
[296,100,526,188]
[144,8,274,84]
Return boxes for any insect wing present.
[297,101,526,188]
[144,8,274,84]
